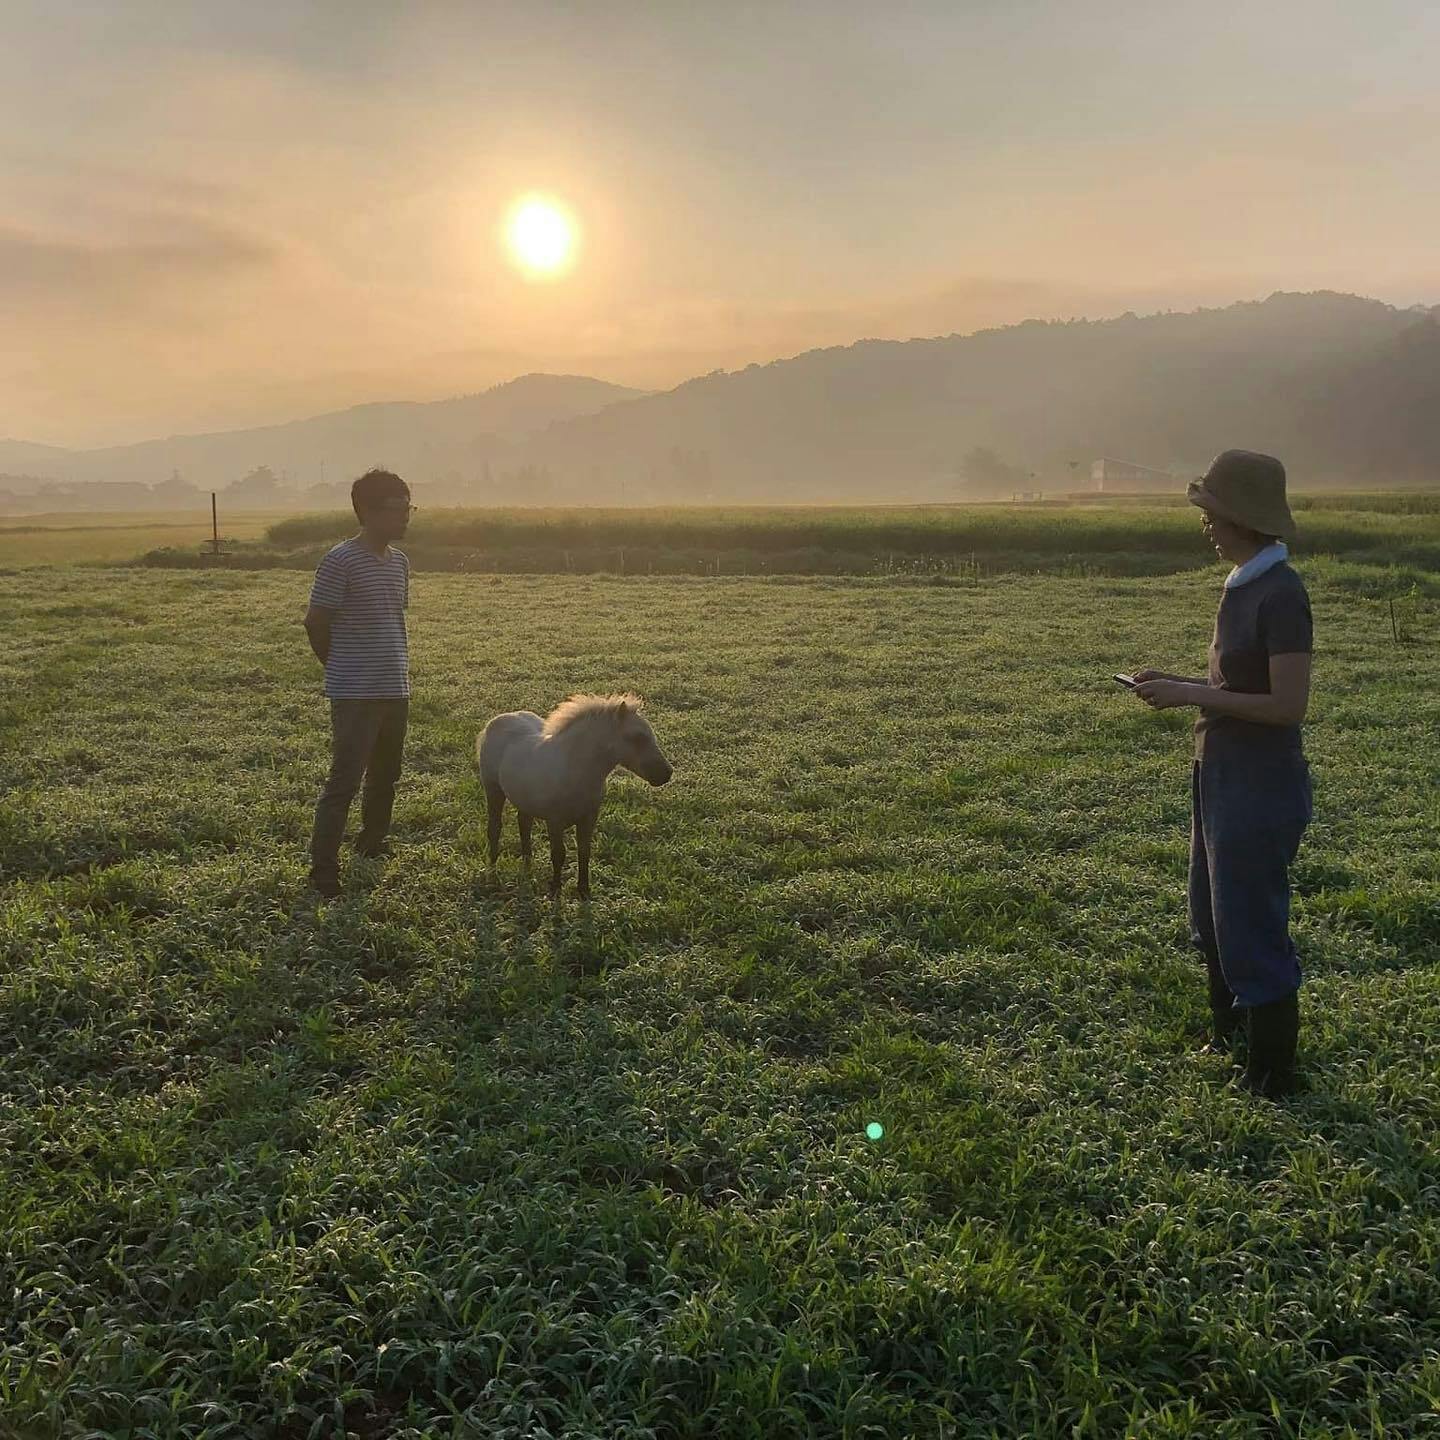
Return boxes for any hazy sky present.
[4,0,1438,447]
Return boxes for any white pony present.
[477,693,673,898]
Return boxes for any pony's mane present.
[542,692,644,737]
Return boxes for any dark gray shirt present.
[1195,562,1312,759]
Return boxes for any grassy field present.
[0,510,287,569]
[3,555,1438,1436]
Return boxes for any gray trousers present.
[309,698,409,881]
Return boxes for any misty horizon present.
[6,290,1438,508]
[7,285,1430,455]
[17,275,1433,455]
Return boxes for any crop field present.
[0,511,288,569]
[3,526,1439,1434]
[136,495,1440,581]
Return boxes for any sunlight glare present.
[505,195,577,279]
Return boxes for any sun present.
[504,194,577,279]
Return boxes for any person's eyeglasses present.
[380,501,415,515]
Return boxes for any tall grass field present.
[3,509,1438,1435]
[134,496,1440,582]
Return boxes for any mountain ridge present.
[1,373,646,490]
[6,292,1438,501]
[526,291,1438,498]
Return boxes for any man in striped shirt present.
[303,468,413,897]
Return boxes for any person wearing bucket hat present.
[1186,450,1297,544]
[1126,450,1313,1098]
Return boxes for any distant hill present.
[2,374,645,490]
[1301,311,1440,479]
[0,438,74,475]
[527,292,1439,499]
[7,294,1439,506]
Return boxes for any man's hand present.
[303,604,333,665]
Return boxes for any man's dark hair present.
[351,468,409,520]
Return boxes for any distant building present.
[1090,458,1181,494]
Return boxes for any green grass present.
[131,497,1440,581]
[1291,491,1440,515]
[2,561,1438,1437]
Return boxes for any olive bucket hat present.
[1187,449,1297,543]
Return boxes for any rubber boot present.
[307,867,342,899]
[1241,992,1299,1098]
[1201,955,1242,1056]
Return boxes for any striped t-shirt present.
[308,538,410,699]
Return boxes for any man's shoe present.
[353,836,392,860]
[309,871,342,899]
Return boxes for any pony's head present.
[616,699,673,786]
[543,693,674,786]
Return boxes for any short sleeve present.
[1259,582,1313,656]
[402,555,410,609]
[309,548,347,609]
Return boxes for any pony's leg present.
[547,822,566,895]
[576,813,596,900]
[518,812,534,864]
[485,784,506,866]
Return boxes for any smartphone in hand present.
[1113,673,1138,689]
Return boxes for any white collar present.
[1225,541,1288,590]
